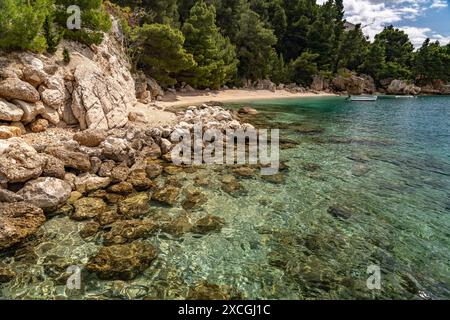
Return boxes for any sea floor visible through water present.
[1,96,449,300]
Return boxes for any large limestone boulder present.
[332,73,374,94]
[22,65,48,88]
[310,75,329,91]
[75,173,111,194]
[12,99,45,123]
[70,35,136,130]
[387,80,420,95]
[0,138,45,184]
[387,80,407,94]
[0,202,46,250]
[0,188,24,203]
[0,98,24,122]
[360,74,376,93]
[255,79,276,92]
[71,60,129,130]
[45,146,91,173]
[41,154,66,179]
[147,77,164,100]
[17,177,72,210]
[0,126,21,139]
[39,75,66,110]
[73,129,107,147]
[101,137,133,163]
[40,105,60,125]
[404,84,421,95]
[0,78,40,103]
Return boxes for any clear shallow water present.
[1,96,450,299]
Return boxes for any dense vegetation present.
[1,0,449,89]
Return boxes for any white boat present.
[395,95,416,99]
[349,95,378,101]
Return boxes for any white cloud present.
[430,0,448,9]
[316,0,450,47]
[400,26,450,47]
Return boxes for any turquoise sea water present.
[1,96,449,299]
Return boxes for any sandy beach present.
[154,89,338,108]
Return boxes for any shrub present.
[0,0,51,52]
[63,47,71,63]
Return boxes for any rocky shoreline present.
[0,102,267,286]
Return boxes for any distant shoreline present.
[153,89,450,109]
[154,89,339,108]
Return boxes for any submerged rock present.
[103,220,158,245]
[182,187,207,210]
[294,125,325,135]
[42,255,73,283]
[118,192,151,218]
[0,265,16,283]
[303,163,321,172]
[327,205,353,220]
[261,173,286,184]
[17,177,72,211]
[191,215,225,234]
[0,202,45,250]
[232,166,257,178]
[238,107,259,115]
[127,169,155,191]
[221,175,244,196]
[86,242,157,280]
[187,281,241,300]
[160,213,193,236]
[352,164,370,177]
[348,152,370,163]
[108,181,134,195]
[96,207,121,226]
[80,221,101,239]
[152,186,180,206]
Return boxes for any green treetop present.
[130,23,195,87]
[180,0,238,89]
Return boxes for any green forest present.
[1,0,450,89]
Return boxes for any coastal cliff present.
[0,33,136,133]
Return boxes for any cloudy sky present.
[317,0,450,47]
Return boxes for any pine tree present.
[181,1,238,89]
[43,14,63,54]
[279,0,318,61]
[336,24,368,71]
[359,42,386,82]
[249,0,287,43]
[413,39,448,83]
[291,51,319,86]
[131,23,196,87]
[235,7,277,81]
[374,25,414,68]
